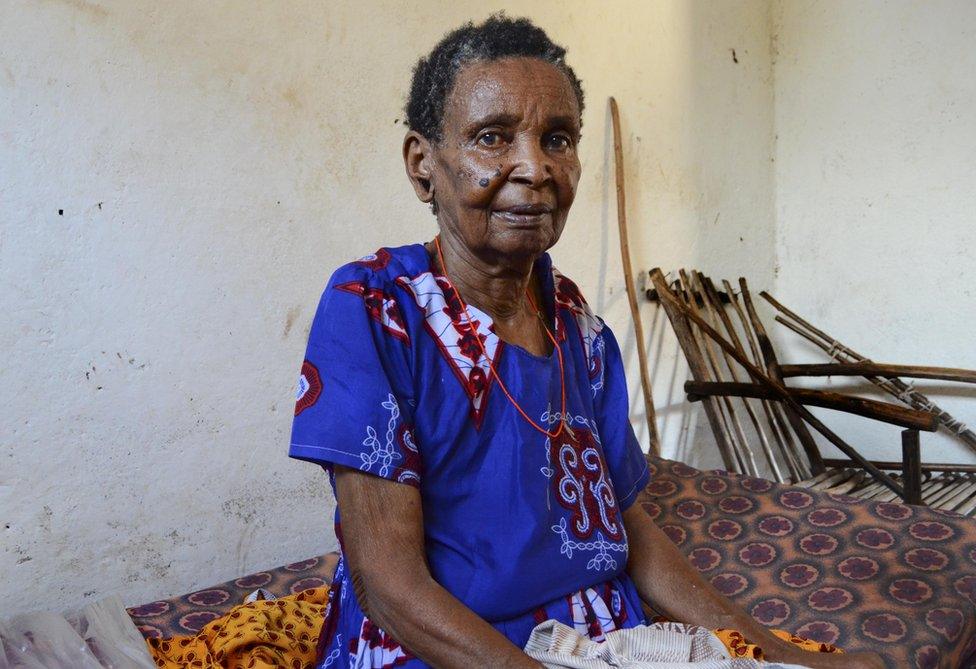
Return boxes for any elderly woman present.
[290,15,882,669]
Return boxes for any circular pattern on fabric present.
[778,490,814,509]
[186,589,231,607]
[854,527,895,550]
[926,608,964,641]
[794,621,841,645]
[758,515,795,537]
[806,507,849,528]
[738,542,776,567]
[807,587,854,612]
[289,577,327,594]
[914,645,941,669]
[646,479,678,497]
[888,578,933,604]
[285,557,319,572]
[294,360,323,416]
[837,556,880,581]
[799,533,839,556]
[179,611,221,633]
[235,572,273,589]
[750,598,791,626]
[710,573,750,597]
[954,575,976,604]
[700,476,728,495]
[861,613,907,643]
[670,462,699,478]
[779,563,820,588]
[675,500,706,521]
[136,624,163,638]
[127,600,170,618]
[740,477,773,493]
[873,502,913,521]
[641,501,662,520]
[661,524,687,546]
[903,547,949,572]
[908,521,955,542]
[707,519,742,541]
[718,496,754,514]
[688,547,722,572]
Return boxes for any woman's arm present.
[622,504,884,669]
[334,465,542,669]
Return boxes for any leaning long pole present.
[610,97,660,455]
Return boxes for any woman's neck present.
[431,234,537,321]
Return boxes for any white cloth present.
[524,620,813,669]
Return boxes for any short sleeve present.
[288,264,421,487]
[593,324,650,510]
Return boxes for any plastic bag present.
[0,596,154,669]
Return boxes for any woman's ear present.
[403,130,435,204]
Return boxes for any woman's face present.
[411,57,582,264]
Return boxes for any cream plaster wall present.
[1,0,775,615]
[771,0,976,465]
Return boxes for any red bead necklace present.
[433,235,567,438]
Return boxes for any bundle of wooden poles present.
[648,269,976,514]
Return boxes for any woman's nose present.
[508,138,553,188]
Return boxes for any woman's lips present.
[492,208,553,227]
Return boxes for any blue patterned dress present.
[289,244,651,668]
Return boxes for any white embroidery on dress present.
[552,518,626,571]
[360,394,402,477]
[589,333,606,397]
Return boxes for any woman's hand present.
[621,504,888,669]
[334,465,543,669]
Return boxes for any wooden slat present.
[823,458,976,473]
[684,381,939,431]
[780,362,976,385]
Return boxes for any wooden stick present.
[684,381,939,431]
[655,273,738,470]
[739,279,826,475]
[698,275,783,481]
[780,363,976,384]
[822,458,976,473]
[609,97,659,455]
[680,272,757,476]
[902,429,923,505]
[723,280,805,481]
[675,272,751,473]
[650,269,907,499]
[761,291,976,451]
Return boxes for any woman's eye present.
[545,134,572,150]
[478,132,502,147]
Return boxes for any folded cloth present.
[145,586,328,668]
[524,620,817,669]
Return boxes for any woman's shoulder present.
[328,243,430,290]
[550,264,607,336]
